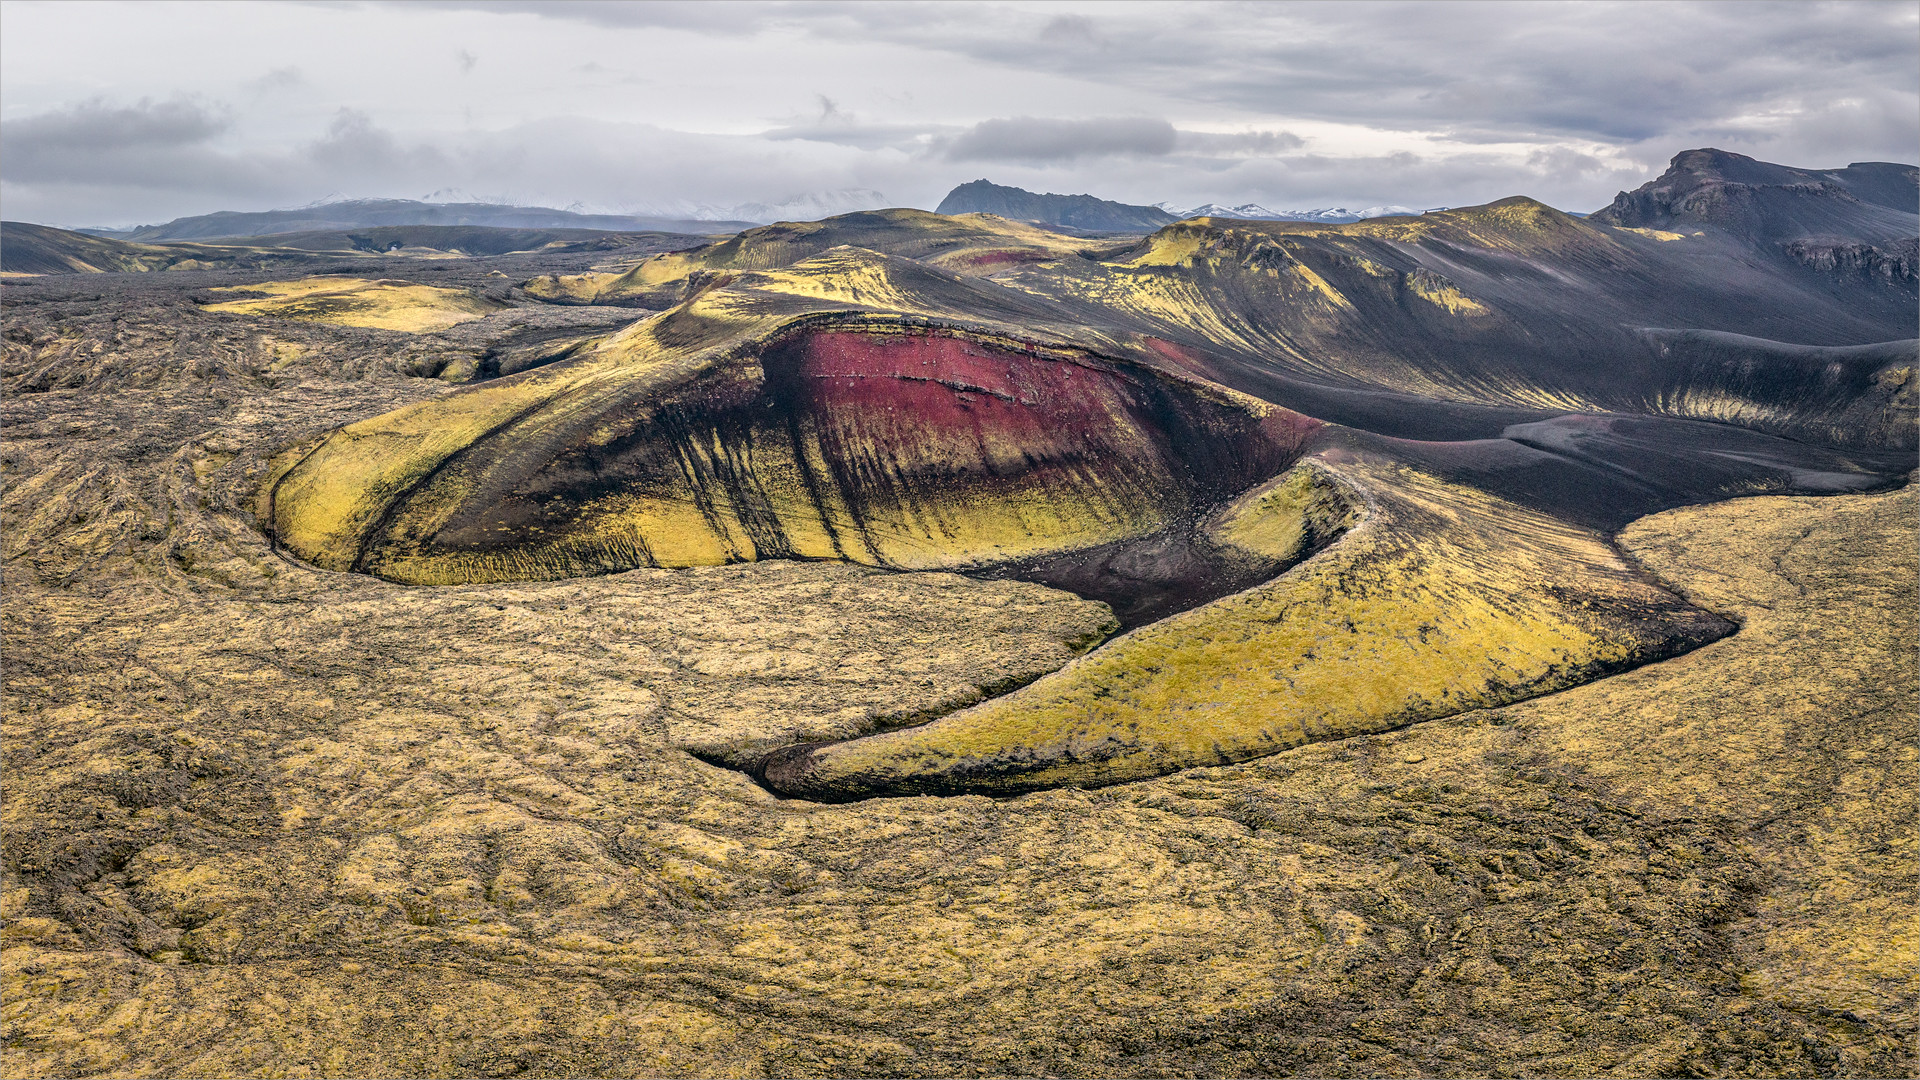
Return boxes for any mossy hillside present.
[202,278,506,333]
[269,251,1302,586]
[350,324,1287,586]
[522,210,1106,307]
[762,457,1733,800]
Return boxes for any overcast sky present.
[2,0,1914,227]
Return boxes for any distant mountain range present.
[0,221,695,276]
[82,199,758,243]
[62,187,1436,247]
[1165,203,1423,223]
[686,189,892,224]
[933,181,1429,231]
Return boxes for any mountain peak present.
[936,181,1175,232]
[1593,147,1917,240]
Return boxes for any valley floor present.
[2,284,1913,1078]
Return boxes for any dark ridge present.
[101,198,754,242]
[1592,148,1918,245]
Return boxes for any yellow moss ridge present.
[204,278,504,333]
[772,458,1711,797]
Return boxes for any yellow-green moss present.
[768,458,1723,798]
[204,278,504,332]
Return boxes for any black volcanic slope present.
[265,149,1917,799]
[936,179,1178,232]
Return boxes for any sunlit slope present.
[760,456,1734,800]
[267,249,1314,585]
[203,278,506,332]
[523,209,1114,307]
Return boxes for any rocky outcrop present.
[1780,236,1917,287]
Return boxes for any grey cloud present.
[1038,14,1101,46]
[4,99,227,163]
[764,122,939,151]
[1,103,462,224]
[1174,130,1306,157]
[307,109,449,177]
[840,2,1917,158]
[383,0,789,35]
[1526,147,1606,183]
[391,1,1917,162]
[945,117,1177,163]
[0,99,266,204]
[250,67,306,92]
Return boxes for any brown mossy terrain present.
[4,149,1915,1075]
[1,293,1912,1072]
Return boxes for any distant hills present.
[933,181,1428,231]
[935,180,1178,232]
[0,221,701,276]
[51,186,1440,252]
[84,199,756,243]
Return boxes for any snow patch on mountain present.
[641,189,891,224]
[1159,202,1423,223]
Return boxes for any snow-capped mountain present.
[1171,202,1286,220]
[1160,202,1423,223]
[677,189,891,224]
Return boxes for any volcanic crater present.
[252,153,1916,800]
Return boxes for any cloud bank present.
[1,0,1912,227]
